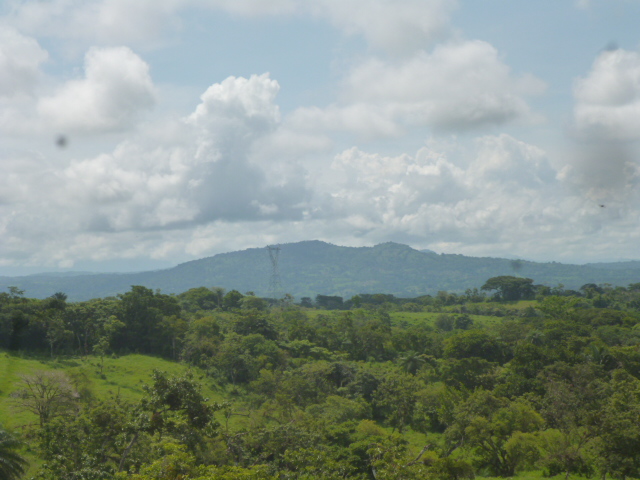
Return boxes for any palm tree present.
[0,429,28,480]
[399,351,426,375]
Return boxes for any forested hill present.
[1,240,640,301]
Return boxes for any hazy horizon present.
[1,239,638,278]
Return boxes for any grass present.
[0,351,248,477]
[389,311,502,328]
[0,352,224,430]
[0,352,55,429]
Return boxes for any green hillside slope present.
[0,241,639,300]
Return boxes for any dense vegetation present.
[2,276,640,479]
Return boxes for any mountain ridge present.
[1,240,639,301]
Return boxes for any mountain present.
[1,241,640,301]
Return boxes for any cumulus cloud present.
[38,46,156,133]
[5,0,640,271]
[573,48,640,140]
[568,48,640,205]
[469,135,556,190]
[347,41,544,129]
[318,135,634,264]
[290,40,544,137]
[56,73,307,235]
[186,73,281,154]
[0,27,48,98]
[326,134,560,244]
[0,72,316,268]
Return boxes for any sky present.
[1,0,640,275]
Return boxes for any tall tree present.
[593,370,640,479]
[10,371,78,428]
[481,276,535,301]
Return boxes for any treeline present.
[3,278,640,479]
[4,276,639,359]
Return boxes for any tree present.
[299,297,314,308]
[223,290,244,310]
[374,373,420,433]
[36,398,135,478]
[177,287,222,312]
[93,315,125,373]
[579,283,604,299]
[39,292,72,358]
[142,370,218,432]
[0,429,28,480]
[592,370,640,479]
[42,315,72,358]
[481,276,534,301]
[119,370,220,471]
[315,295,344,310]
[448,392,544,476]
[233,312,278,340]
[537,295,580,322]
[11,371,78,428]
[398,351,426,375]
[241,295,268,311]
[117,286,181,355]
[181,316,222,366]
[443,330,505,363]
[434,314,454,332]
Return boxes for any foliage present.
[2,278,640,478]
[481,276,535,301]
[0,429,28,480]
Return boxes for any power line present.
[266,245,282,301]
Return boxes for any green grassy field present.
[0,352,246,477]
[0,352,225,430]
[389,311,502,328]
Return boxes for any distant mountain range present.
[1,241,639,301]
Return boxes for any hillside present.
[1,240,639,301]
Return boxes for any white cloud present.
[291,40,544,138]
[347,41,543,130]
[316,137,633,264]
[568,49,640,207]
[5,0,454,54]
[0,72,316,268]
[6,0,185,47]
[326,134,559,243]
[469,134,556,190]
[288,104,403,139]
[573,48,640,140]
[4,0,640,271]
[38,46,156,133]
[310,0,457,55]
[55,73,306,235]
[0,27,48,98]
[187,73,281,134]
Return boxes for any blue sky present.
[1,0,640,275]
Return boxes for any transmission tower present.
[267,245,282,301]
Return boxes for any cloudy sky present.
[1,0,640,274]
